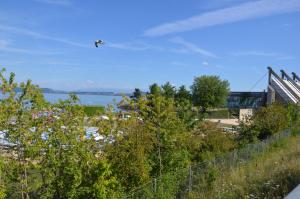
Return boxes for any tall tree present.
[138,95,189,176]
[191,76,230,113]
[149,83,161,96]
[0,68,121,198]
[105,116,154,190]
[131,88,142,100]
[161,82,176,99]
[175,85,191,103]
[174,85,196,127]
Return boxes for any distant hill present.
[14,87,131,96]
[75,88,134,94]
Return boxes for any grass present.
[82,105,105,116]
[187,134,300,198]
[206,109,239,119]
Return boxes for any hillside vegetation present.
[0,69,299,198]
[188,133,300,198]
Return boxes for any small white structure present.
[239,108,253,122]
[99,115,109,120]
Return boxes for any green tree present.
[187,121,235,162]
[252,103,289,139]
[175,85,191,102]
[191,76,230,113]
[138,94,190,176]
[149,83,161,96]
[174,85,197,127]
[238,103,293,143]
[131,88,142,100]
[0,68,121,198]
[105,116,154,190]
[36,98,120,199]
[161,82,176,99]
[0,69,48,198]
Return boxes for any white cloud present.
[231,50,293,60]
[144,0,300,37]
[0,24,167,51]
[171,61,190,67]
[33,0,72,6]
[0,39,62,54]
[0,24,218,58]
[202,61,209,66]
[232,51,279,56]
[106,41,155,51]
[0,40,9,48]
[0,24,89,48]
[169,37,218,58]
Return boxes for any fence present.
[126,130,291,199]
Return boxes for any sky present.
[0,0,300,92]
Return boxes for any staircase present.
[267,67,300,105]
[292,72,300,87]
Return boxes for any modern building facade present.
[227,68,300,109]
[227,91,267,109]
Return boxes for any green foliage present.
[253,103,289,139]
[192,135,300,199]
[206,109,237,119]
[0,157,5,199]
[238,103,299,145]
[289,104,300,136]
[83,105,104,116]
[238,117,259,146]
[173,86,198,127]
[3,68,298,198]
[149,83,161,96]
[132,88,142,100]
[175,85,191,103]
[191,76,230,113]
[105,117,154,190]
[0,69,120,198]
[187,122,235,162]
[138,94,190,176]
[161,82,176,99]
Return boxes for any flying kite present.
[95,40,104,47]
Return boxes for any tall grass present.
[187,135,300,198]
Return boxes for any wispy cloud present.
[170,61,191,67]
[202,61,209,66]
[144,0,300,37]
[0,24,164,51]
[33,0,72,6]
[0,40,9,48]
[169,37,218,58]
[106,41,157,51]
[108,38,218,58]
[231,50,293,60]
[0,39,62,54]
[0,24,217,58]
[0,24,89,48]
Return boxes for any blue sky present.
[0,0,300,92]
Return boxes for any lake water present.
[43,93,123,106]
[0,93,123,107]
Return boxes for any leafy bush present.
[238,103,298,144]
[187,121,236,162]
[83,105,104,116]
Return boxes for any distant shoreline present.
[14,87,131,97]
[42,91,130,97]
